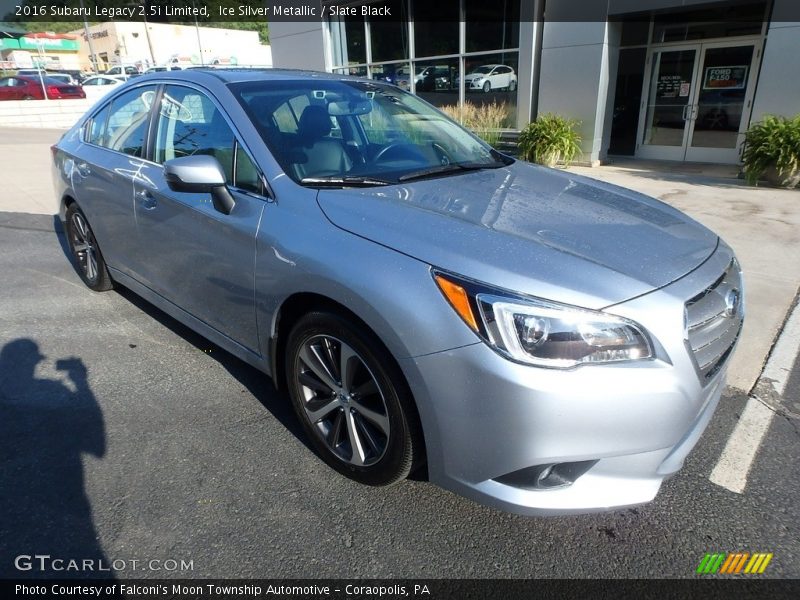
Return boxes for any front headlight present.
[434,272,653,368]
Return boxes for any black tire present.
[483,80,491,93]
[65,203,114,292]
[509,79,517,92]
[285,311,422,486]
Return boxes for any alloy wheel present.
[69,211,99,284]
[295,334,391,467]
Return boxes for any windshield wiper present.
[299,176,391,188]
[397,160,507,182]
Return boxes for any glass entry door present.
[685,42,756,163]
[639,46,698,161]
[638,40,760,163]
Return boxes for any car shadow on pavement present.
[52,214,317,458]
[113,285,315,452]
[0,338,114,579]
[110,286,430,482]
[53,214,71,261]
[51,214,428,481]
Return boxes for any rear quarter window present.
[86,105,111,146]
[103,86,157,158]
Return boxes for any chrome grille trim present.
[685,259,744,382]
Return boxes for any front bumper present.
[401,244,739,515]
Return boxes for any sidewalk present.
[2,127,797,392]
[1,127,64,215]
[568,159,800,392]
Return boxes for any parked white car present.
[104,65,140,77]
[80,75,126,101]
[464,64,517,92]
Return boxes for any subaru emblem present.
[724,289,741,318]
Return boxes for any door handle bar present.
[135,190,157,210]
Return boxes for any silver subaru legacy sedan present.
[52,69,743,515]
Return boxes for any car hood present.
[316,162,718,309]
[464,73,486,81]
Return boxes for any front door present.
[133,84,266,353]
[637,40,760,164]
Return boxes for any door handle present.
[135,190,157,210]
[682,105,690,121]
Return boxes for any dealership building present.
[270,0,799,165]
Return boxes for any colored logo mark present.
[696,552,773,574]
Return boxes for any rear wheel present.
[65,204,113,291]
[285,311,422,486]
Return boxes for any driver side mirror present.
[164,155,236,215]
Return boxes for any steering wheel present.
[431,142,453,166]
[371,143,426,164]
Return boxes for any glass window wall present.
[327,0,521,132]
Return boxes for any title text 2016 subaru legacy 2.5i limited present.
[52,69,743,515]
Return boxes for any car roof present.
[134,67,368,86]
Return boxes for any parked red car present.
[0,75,85,100]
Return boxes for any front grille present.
[685,260,744,382]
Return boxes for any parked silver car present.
[52,69,743,515]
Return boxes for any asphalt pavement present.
[0,211,798,579]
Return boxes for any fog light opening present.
[494,460,598,491]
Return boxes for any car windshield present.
[230,79,511,186]
[471,66,494,74]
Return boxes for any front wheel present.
[65,204,113,291]
[285,311,422,486]
[483,80,491,93]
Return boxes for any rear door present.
[72,84,158,275]
[132,83,266,353]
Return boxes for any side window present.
[154,85,236,183]
[272,94,311,134]
[272,103,298,133]
[288,95,310,119]
[104,85,156,157]
[86,104,110,146]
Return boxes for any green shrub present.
[742,114,800,187]
[439,101,510,148]
[518,114,582,167]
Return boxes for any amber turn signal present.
[434,274,479,332]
